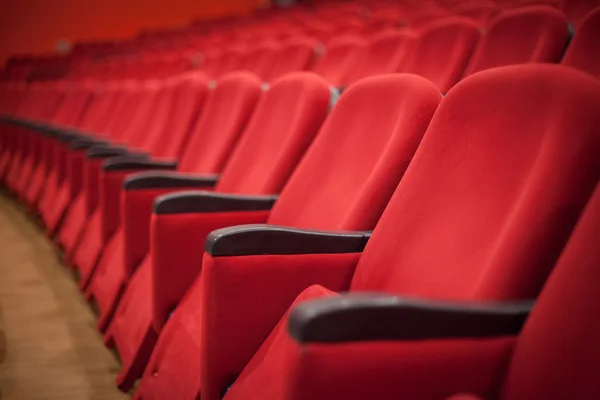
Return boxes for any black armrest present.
[21,119,48,131]
[103,155,178,171]
[86,145,144,159]
[11,119,61,137]
[45,127,97,142]
[125,172,219,190]
[0,114,13,124]
[154,191,277,215]
[69,138,109,150]
[57,131,86,142]
[206,224,371,256]
[289,294,533,343]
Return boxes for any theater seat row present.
[2,63,598,399]
[0,2,599,400]
[1,2,598,201]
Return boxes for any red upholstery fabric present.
[221,64,600,400]
[177,72,263,175]
[25,82,96,209]
[55,83,155,251]
[225,285,515,400]
[71,73,209,285]
[83,72,263,295]
[499,185,600,399]
[5,84,64,194]
[150,210,271,331]
[561,7,600,80]
[352,29,416,80]
[351,65,600,301]
[464,6,570,77]
[135,74,442,400]
[311,35,367,87]
[42,84,139,234]
[132,266,208,400]
[13,85,68,201]
[447,396,484,400]
[213,72,331,195]
[457,5,499,24]
[269,38,319,81]
[561,0,600,29]
[146,72,209,160]
[243,41,280,81]
[105,73,332,391]
[268,74,441,230]
[403,17,480,93]
[82,72,263,319]
[216,47,249,77]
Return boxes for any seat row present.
[1,4,598,291]
[1,62,599,398]
[0,1,599,399]
[4,0,600,84]
[59,4,600,88]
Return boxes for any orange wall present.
[0,0,260,65]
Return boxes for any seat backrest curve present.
[561,6,600,80]
[214,72,331,195]
[350,64,600,302]
[267,73,442,231]
[500,185,600,400]
[464,6,570,77]
[177,72,263,175]
[403,17,480,93]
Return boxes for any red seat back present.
[500,185,600,400]
[215,72,331,195]
[312,35,368,87]
[269,38,319,81]
[268,74,441,231]
[50,81,96,127]
[561,6,600,80]
[464,6,570,77]
[353,29,416,80]
[350,65,600,304]
[403,17,480,93]
[243,42,280,81]
[112,80,163,146]
[152,72,210,160]
[177,72,263,175]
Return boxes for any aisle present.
[0,190,129,400]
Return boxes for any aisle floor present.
[0,190,129,400]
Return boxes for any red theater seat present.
[131,73,443,400]
[79,71,263,295]
[4,83,64,195]
[311,34,367,87]
[69,73,210,282]
[403,17,480,93]
[456,5,500,24]
[352,29,416,80]
[9,83,67,200]
[215,47,249,77]
[269,37,320,81]
[464,6,570,76]
[25,81,97,210]
[561,0,600,30]
[96,72,335,391]
[198,64,598,400]
[242,41,280,81]
[561,6,600,80]
[0,84,28,181]
[54,80,169,255]
[39,82,138,235]
[256,183,600,400]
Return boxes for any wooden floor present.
[0,190,129,400]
